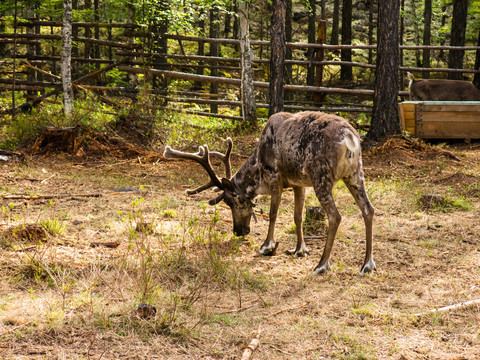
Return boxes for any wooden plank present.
[421,111,480,123]
[416,110,480,138]
[422,104,480,113]
[401,103,418,112]
[405,118,415,127]
[416,122,480,138]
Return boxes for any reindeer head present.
[163,138,255,236]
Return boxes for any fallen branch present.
[40,173,57,184]
[415,298,480,316]
[1,190,143,200]
[90,241,121,248]
[241,325,262,360]
[217,302,259,315]
[267,302,310,317]
[1,193,103,200]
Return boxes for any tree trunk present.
[84,0,92,59]
[72,0,78,58]
[233,1,239,51]
[474,30,480,89]
[269,0,286,117]
[224,0,232,37]
[238,1,257,128]
[340,0,353,81]
[25,2,36,99]
[157,0,168,91]
[193,10,205,90]
[209,6,220,114]
[306,0,316,86]
[285,0,293,84]
[411,0,421,67]
[399,0,404,86]
[368,0,375,66]
[448,0,468,80]
[0,10,5,58]
[62,0,74,116]
[331,0,339,45]
[367,0,400,140]
[423,0,432,78]
[94,0,100,63]
[439,3,449,62]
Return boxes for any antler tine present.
[186,181,216,195]
[208,137,233,179]
[163,145,223,192]
[208,192,225,206]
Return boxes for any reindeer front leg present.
[291,186,309,257]
[258,185,283,256]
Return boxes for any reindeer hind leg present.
[343,175,376,274]
[312,182,341,275]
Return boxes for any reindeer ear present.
[221,178,235,192]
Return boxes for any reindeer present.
[163,111,375,275]
[407,72,480,101]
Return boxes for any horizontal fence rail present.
[1,19,479,119]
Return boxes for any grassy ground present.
[0,137,479,359]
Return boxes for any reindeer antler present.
[163,138,233,198]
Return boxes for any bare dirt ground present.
[0,137,479,360]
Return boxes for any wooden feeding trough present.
[399,101,480,139]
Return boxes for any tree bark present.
[0,10,5,58]
[238,1,257,128]
[209,6,220,114]
[269,0,286,117]
[285,0,293,84]
[233,0,239,49]
[448,0,468,80]
[306,0,316,86]
[423,0,431,78]
[94,0,100,66]
[367,0,400,140]
[224,0,232,37]
[84,0,92,59]
[399,0,404,86]
[25,2,36,99]
[331,0,339,45]
[368,0,375,66]
[411,0,421,67]
[340,0,353,81]
[193,10,205,90]
[474,30,480,89]
[61,0,74,116]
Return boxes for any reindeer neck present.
[232,152,264,200]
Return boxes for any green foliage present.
[1,96,115,149]
[41,218,67,236]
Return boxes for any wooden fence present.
[1,19,479,120]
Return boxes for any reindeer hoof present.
[259,242,278,256]
[289,247,309,257]
[360,259,376,275]
[312,261,331,275]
